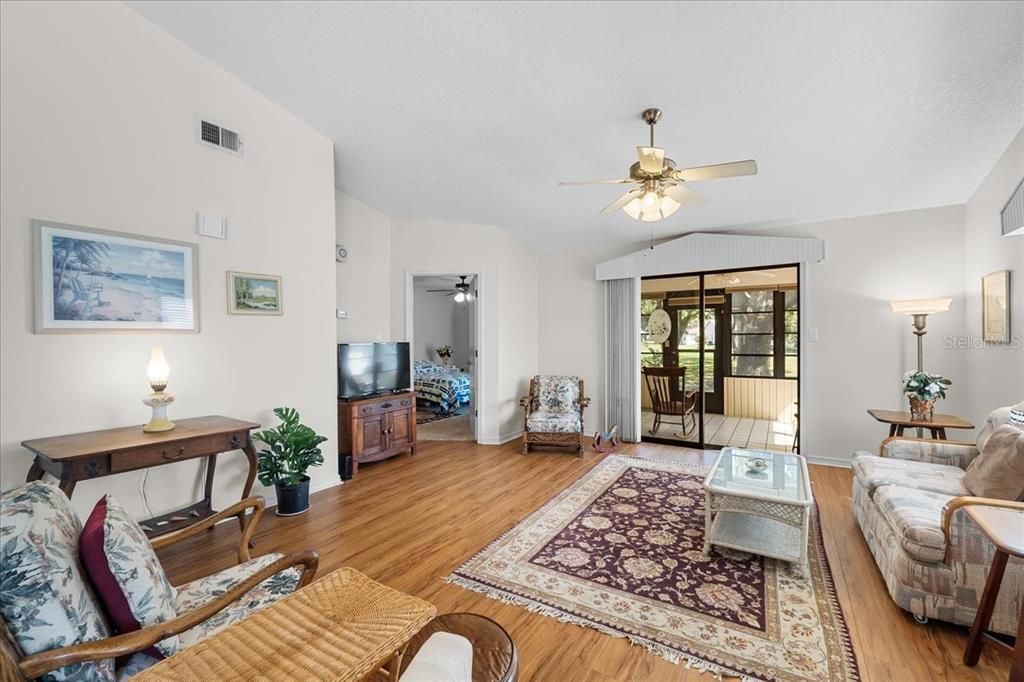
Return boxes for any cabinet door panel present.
[387,410,413,449]
[358,413,386,456]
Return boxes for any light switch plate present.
[196,211,227,239]
[336,309,348,319]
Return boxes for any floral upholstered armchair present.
[851,404,1024,635]
[519,375,590,456]
[0,481,318,681]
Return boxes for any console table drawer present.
[356,396,414,417]
[109,433,240,473]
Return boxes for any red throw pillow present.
[79,496,176,659]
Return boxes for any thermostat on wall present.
[196,212,227,239]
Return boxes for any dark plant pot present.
[274,476,311,516]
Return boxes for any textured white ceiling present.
[128,1,1024,253]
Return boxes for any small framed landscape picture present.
[981,270,1010,343]
[228,271,283,315]
[33,219,198,333]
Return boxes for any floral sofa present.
[519,375,590,456]
[0,481,318,681]
[851,406,1024,634]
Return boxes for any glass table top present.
[706,448,809,503]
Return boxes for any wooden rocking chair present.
[643,367,697,437]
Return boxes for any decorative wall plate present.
[646,308,671,344]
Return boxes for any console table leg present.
[26,459,45,482]
[203,455,217,532]
[241,443,258,547]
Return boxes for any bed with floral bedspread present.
[414,360,471,413]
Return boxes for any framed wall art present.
[33,219,198,333]
[227,271,283,315]
[981,270,1010,343]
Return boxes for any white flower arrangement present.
[901,370,952,401]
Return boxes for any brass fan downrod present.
[642,107,662,146]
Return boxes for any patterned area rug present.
[448,455,859,681]
[416,405,463,425]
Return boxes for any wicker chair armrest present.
[17,550,319,680]
[941,497,1024,563]
[879,437,978,467]
[151,496,266,563]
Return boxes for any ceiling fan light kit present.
[561,107,758,223]
[426,275,474,304]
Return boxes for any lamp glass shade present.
[622,197,642,220]
[146,347,170,388]
[453,292,466,303]
[888,297,953,315]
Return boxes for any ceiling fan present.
[560,108,758,222]
[427,275,474,303]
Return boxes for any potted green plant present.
[901,370,952,422]
[253,407,328,516]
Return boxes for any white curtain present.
[605,277,641,442]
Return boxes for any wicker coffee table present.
[703,448,813,571]
[134,567,436,682]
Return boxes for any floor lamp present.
[889,297,953,433]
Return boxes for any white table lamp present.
[143,347,175,432]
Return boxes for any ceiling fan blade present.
[673,159,758,182]
[601,188,642,215]
[559,179,635,186]
[637,146,665,174]
[664,183,710,209]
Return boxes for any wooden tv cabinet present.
[338,391,416,475]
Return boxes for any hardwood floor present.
[157,439,1013,681]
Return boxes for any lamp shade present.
[146,347,170,389]
[888,297,953,315]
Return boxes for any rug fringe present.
[445,573,761,681]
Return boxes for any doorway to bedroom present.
[410,274,479,442]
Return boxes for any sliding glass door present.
[640,266,800,452]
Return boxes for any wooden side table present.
[22,415,260,539]
[866,408,974,440]
[961,504,1024,682]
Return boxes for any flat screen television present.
[337,342,411,399]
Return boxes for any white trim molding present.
[595,232,825,281]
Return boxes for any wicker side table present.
[134,568,436,682]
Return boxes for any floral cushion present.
[0,482,114,682]
[116,653,161,681]
[527,410,582,433]
[79,496,179,658]
[174,552,301,648]
[872,485,955,563]
[852,454,969,497]
[535,375,580,413]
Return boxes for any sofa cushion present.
[1010,402,1024,428]
[527,410,581,433]
[963,424,1024,500]
[535,375,580,413]
[977,406,1013,451]
[79,496,180,658]
[0,481,114,681]
[174,552,301,648]
[872,485,954,563]
[852,453,969,497]
[116,653,161,681]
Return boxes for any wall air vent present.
[197,117,243,157]
[1001,177,1023,237]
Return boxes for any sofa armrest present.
[17,551,319,679]
[151,496,266,564]
[941,497,1024,563]
[879,437,978,468]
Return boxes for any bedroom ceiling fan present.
[427,275,474,303]
[559,108,758,222]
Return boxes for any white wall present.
[390,219,539,443]
[336,191,391,343]
[962,127,1024,425]
[413,280,458,363]
[0,1,338,520]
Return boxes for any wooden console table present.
[867,408,974,440]
[22,415,260,539]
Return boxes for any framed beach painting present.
[227,271,282,315]
[981,270,1010,343]
[33,220,198,333]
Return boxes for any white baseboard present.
[802,454,852,468]
[478,429,523,446]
